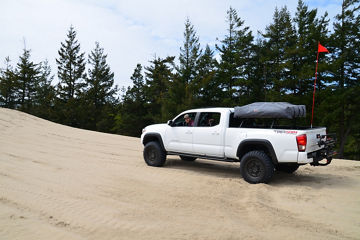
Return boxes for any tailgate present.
[306,127,326,153]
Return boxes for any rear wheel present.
[240,151,274,184]
[275,164,299,173]
[143,142,166,167]
[179,155,197,161]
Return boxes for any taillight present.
[296,134,307,152]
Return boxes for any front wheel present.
[240,151,274,184]
[143,142,166,167]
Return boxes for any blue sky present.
[0,0,342,88]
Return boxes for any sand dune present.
[0,108,359,240]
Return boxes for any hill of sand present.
[0,108,359,240]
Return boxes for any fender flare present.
[236,139,278,165]
[142,133,166,152]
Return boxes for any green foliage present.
[292,0,330,94]
[56,25,86,101]
[82,42,118,131]
[216,7,254,105]
[55,26,87,127]
[192,45,219,107]
[0,57,17,108]
[178,18,202,84]
[324,0,360,158]
[262,6,297,99]
[32,60,56,119]
[144,56,175,123]
[173,18,202,111]
[113,64,149,136]
[16,48,41,112]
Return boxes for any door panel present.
[166,127,193,153]
[165,112,196,153]
[192,112,224,157]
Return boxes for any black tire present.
[240,151,274,184]
[179,155,197,161]
[275,164,299,174]
[143,141,166,167]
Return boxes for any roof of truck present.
[184,107,233,112]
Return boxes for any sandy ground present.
[0,108,359,240]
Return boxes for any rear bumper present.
[298,134,336,166]
[297,148,334,165]
[308,148,334,166]
[298,152,312,164]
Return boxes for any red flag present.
[318,42,329,53]
[311,41,329,128]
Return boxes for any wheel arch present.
[142,133,166,152]
[237,139,278,165]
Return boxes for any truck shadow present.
[165,157,241,179]
[165,157,355,188]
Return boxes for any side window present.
[198,112,221,127]
[230,117,274,128]
[172,112,196,127]
[229,112,242,128]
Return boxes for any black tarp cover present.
[234,102,306,119]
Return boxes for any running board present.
[167,151,238,162]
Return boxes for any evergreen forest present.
[1,0,359,159]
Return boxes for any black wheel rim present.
[146,147,157,164]
[245,159,264,178]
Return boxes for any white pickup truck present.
[140,102,335,184]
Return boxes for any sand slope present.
[0,108,359,240]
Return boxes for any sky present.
[0,0,342,89]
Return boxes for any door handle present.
[186,131,192,134]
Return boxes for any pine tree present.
[16,48,40,112]
[33,60,55,119]
[192,45,219,107]
[179,18,201,84]
[145,56,175,122]
[83,42,118,131]
[216,7,254,105]
[292,0,330,95]
[114,64,149,137]
[331,0,359,88]
[216,7,239,103]
[0,57,17,108]
[55,25,86,127]
[174,18,202,110]
[262,6,296,100]
[247,38,268,103]
[56,25,86,101]
[327,0,360,158]
[127,63,145,102]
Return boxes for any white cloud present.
[0,0,342,88]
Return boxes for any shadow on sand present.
[165,157,240,178]
[164,157,356,188]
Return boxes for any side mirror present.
[167,120,173,126]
